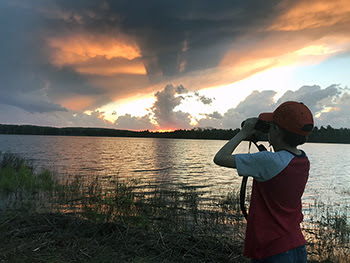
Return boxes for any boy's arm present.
[213,118,258,168]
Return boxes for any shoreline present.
[0,154,349,262]
[1,124,350,144]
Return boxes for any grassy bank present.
[0,153,349,262]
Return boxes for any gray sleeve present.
[235,151,294,182]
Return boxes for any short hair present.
[280,127,308,147]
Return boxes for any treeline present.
[0,124,142,137]
[0,124,349,143]
[308,125,350,144]
[0,124,240,140]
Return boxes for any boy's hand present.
[241,117,259,138]
[214,117,259,168]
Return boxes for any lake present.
[0,134,349,212]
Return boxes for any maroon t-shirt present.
[236,150,309,259]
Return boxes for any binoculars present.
[241,119,271,133]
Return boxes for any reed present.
[303,199,350,262]
[0,152,55,212]
[0,153,349,262]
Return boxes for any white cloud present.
[198,90,276,129]
[194,92,214,105]
[150,84,192,129]
[115,114,156,130]
[315,91,350,128]
[1,84,349,130]
[277,84,341,113]
[197,85,349,129]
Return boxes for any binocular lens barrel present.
[241,119,270,133]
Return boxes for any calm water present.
[0,134,349,209]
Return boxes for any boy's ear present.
[274,125,282,135]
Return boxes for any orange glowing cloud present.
[295,45,342,56]
[49,34,141,63]
[217,0,350,81]
[58,95,95,111]
[73,58,147,76]
[326,107,341,112]
[197,0,350,94]
[219,33,307,70]
[315,106,341,118]
[219,32,346,85]
[48,33,146,75]
[270,0,350,31]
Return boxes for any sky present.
[1,0,350,131]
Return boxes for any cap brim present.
[259,112,274,122]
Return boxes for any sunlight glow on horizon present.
[1,0,350,130]
[152,129,175,133]
[175,65,298,118]
[98,53,342,124]
[58,36,350,129]
[97,95,156,122]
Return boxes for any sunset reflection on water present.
[0,135,349,211]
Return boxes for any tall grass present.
[53,173,246,237]
[303,199,350,262]
[0,152,349,262]
[0,152,55,211]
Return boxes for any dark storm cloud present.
[0,1,107,113]
[2,0,349,132]
[40,0,284,74]
[0,0,287,114]
[0,91,67,114]
[103,0,285,77]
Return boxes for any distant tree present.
[0,124,349,143]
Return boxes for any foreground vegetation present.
[0,153,349,262]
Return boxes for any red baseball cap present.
[259,101,314,136]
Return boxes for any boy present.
[214,101,314,262]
